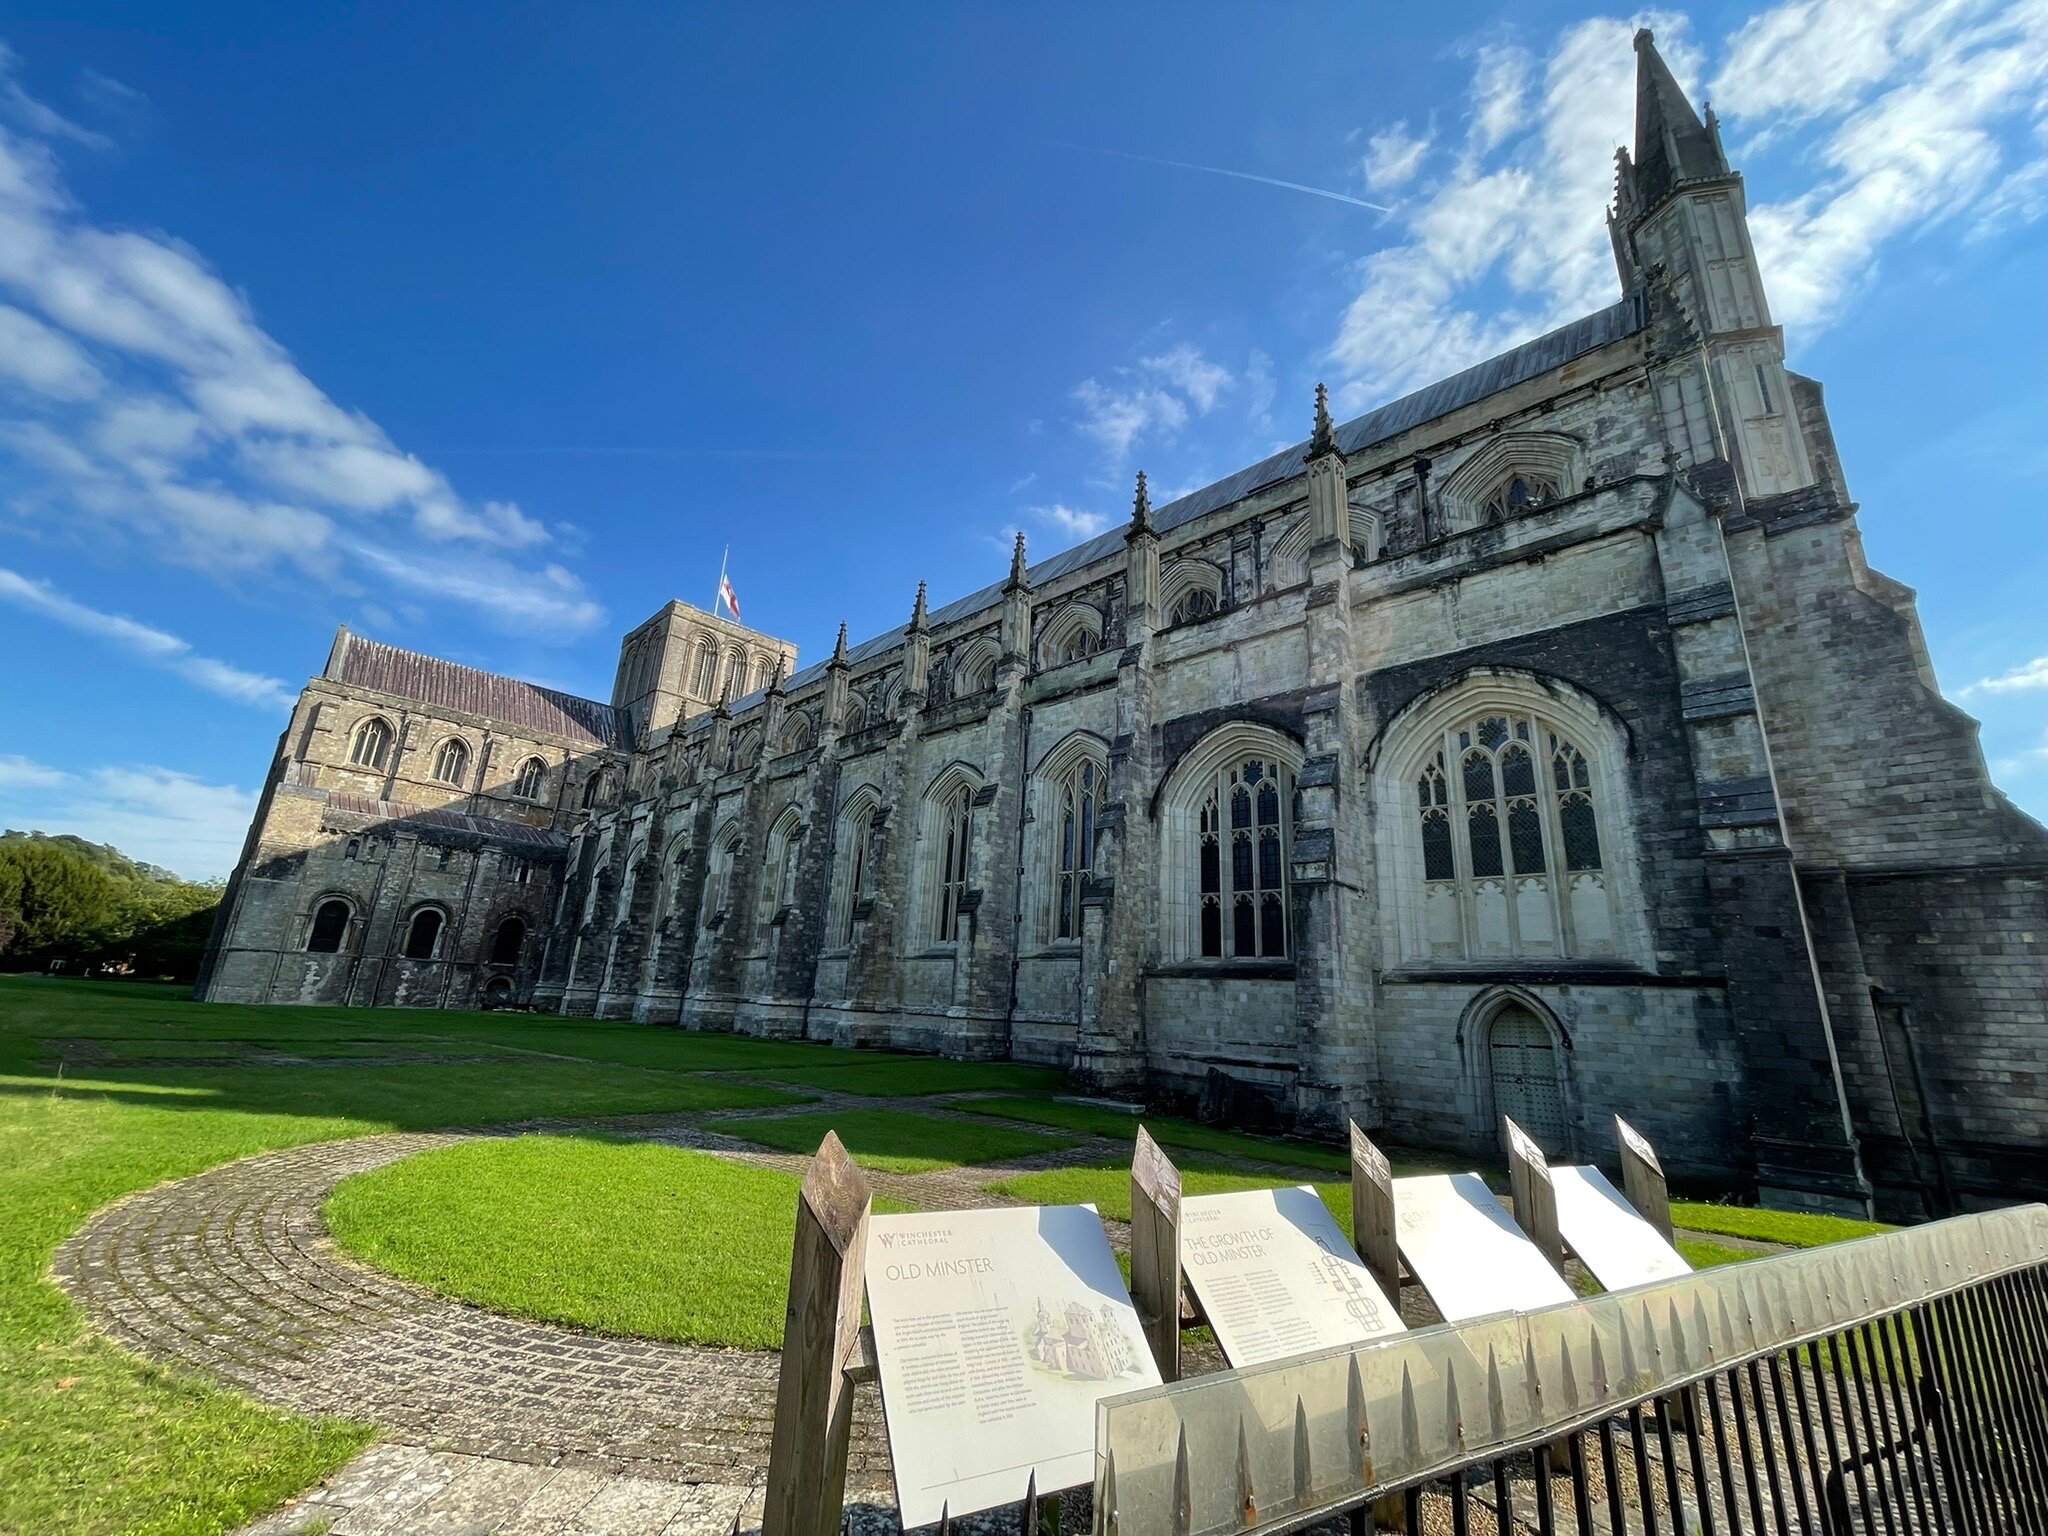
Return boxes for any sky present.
[0,2,2044,880]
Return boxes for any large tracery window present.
[925,775,976,944]
[1197,757,1291,959]
[828,790,878,947]
[1413,709,1614,960]
[431,737,470,785]
[1049,756,1104,942]
[1161,725,1300,963]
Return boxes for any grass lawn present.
[325,1136,910,1349]
[990,1163,1355,1230]
[957,1094,1364,1172]
[705,1107,1077,1173]
[1671,1201,1894,1249]
[0,975,1063,1536]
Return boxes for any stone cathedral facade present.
[200,35,2048,1219]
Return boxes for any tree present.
[0,831,221,980]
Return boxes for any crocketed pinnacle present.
[1129,470,1154,536]
[910,580,929,631]
[1307,382,1339,460]
[1006,530,1029,590]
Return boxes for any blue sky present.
[0,2,2044,878]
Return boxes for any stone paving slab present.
[50,1097,1383,1534]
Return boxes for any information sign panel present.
[865,1205,1160,1527]
[1393,1172,1576,1322]
[1179,1185,1405,1367]
[1553,1164,1691,1291]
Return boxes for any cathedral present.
[198,34,2048,1220]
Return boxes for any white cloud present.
[1330,1,2048,404]
[1966,654,2048,695]
[1032,503,1113,539]
[1364,121,1433,190]
[1070,376,1189,459]
[0,755,255,880]
[0,565,294,708]
[0,301,101,398]
[1140,345,1233,412]
[0,45,602,636]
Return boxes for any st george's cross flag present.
[718,568,741,622]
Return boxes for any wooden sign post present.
[1347,1121,1400,1309]
[763,1132,871,1536]
[1130,1126,1183,1382]
[1502,1117,1565,1274]
[1616,1115,1675,1244]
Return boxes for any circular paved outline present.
[49,1127,896,1491]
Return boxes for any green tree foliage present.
[0,831,221,980]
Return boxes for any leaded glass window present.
[1196,756,1289,959]
[1413,709,1614,960]
[931,784,973,943]
[349,717,392,771]
[1051,758,1104,941]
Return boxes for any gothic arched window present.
[431,737,470,785]
[1160,725,1300,962]
[581,767,615,809]
[842,694,869,736]
[307,898,351,954]
[950,639,998,698]
[1482,472,1560,522]
[704,822,742,927]
[512,756,547,800]
[759,808,805,924]
[1403,702,1618,961]
[402,906,444,960]
[780,712,814,755]
[1048,755,1105,942]
[1169,588,1218,625]
[349,717,393,771]
[923,772,977,944]
[828,789,879,946]
[490,915,526,965]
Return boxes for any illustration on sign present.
[1179,1185,1405,1367]
[865,1204,1160,1526]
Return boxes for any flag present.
[719,570,741,622]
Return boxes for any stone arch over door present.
[1460,988,1575,1157]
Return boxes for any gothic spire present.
[1307,382,1339,460]
[714,674,733,718]
[909,580,929,633]
[830,620,849,667]
[1129,470,1154,537]
[1627,28,1728,212]
[1005,530,1029,591]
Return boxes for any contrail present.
[1054,141,1392,214]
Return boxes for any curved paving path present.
[52,1127,905,1533]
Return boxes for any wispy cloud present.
[0,753,255,880]
[1031,502,1113,539]
[0,42,603,636]
[1058,141,1392,213]
[1331,1,2048,406]
[1965,653,2048,696]
[0,565,294,708]
[1364,122,1433,191]
[1069,344,1236,464]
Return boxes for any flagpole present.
[714,546,728,617]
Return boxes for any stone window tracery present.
[349,717,393,771]
[512,756,547,800]
[1403,702,1619,961]
[581,766,616,809]
[431,737,470,785]
[1481,472,1561,522]
[1169,588,1218,624]
[1039,605,1103,669]
[828,789,879,947]
[704,823,742,927]
[780,712,814,754]
[1049,757,1104,943]
[1159,724,1301,963]
[842,694,869,735]
[922,771,978,945]
[760,808,805,925]
[950,638,998,697]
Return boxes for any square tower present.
[610,600,797,745]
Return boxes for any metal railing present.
[1092,1205,2048,1535]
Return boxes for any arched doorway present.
[1488,1002,1569,1153]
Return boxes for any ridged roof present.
[326,631,617,747]
[757,293,1649,702]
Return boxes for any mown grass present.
[325,1136,910,1349]
[1671,1200,1894,1249]
[705,1107,1076,1173]
[0,975,1062,1536]
[956,1095,1366,1172]
[989,1162,1356,1230]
